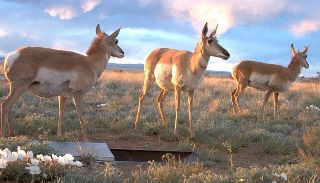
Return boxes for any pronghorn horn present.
[110,26,122,39]
[96,24,101,34]
[202,22,208,37]
[210,24,218,37]
[302,45,309,54]
[290,43,296,55]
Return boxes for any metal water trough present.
[110,148,203,162]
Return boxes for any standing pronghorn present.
[231,44,309,118]
[135,23,230,137]
[1,24,124,140]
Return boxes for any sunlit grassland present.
[0,68,319,180]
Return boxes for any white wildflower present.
[0,149,6,158]
[68,160,76,166]
[29,158,40,166]
[75,161,83,167]
[6,152,18,162]
[58,156,66,166]
[43,155,52,162]
[63,154,75,165]
[17,146,26,160]
[273,173,280,177]
[239,178,245,182]
[307,104,320,111]
[280,173,288,180]
[26,151,33,159]
[97,103,108,107]
[25,165,41,175]
[37,154,44,161]
[52,154,58,161]
[0,159,8,169]
[3,148,11,158]
[63,154,74,161]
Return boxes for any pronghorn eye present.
[114,39,119,44]
[305,55,307,58]
[207,39,213,44]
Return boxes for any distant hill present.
[107,63,232,77]
[107,63,144,71]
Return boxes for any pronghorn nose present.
[225,51,230,58]
[120,49,124,55]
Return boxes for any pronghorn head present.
[201,22,230,60]
[96,24,124,58]
[290,44,309,69]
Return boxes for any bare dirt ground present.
[90,131,280,178]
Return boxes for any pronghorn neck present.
[86,36,110,78]
[190,41,209,73]
[287,55,302,81]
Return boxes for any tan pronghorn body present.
[135,23,230,137]
[1,24,124,140]
[231,44,309,118]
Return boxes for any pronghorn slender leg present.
[57,96,67,138]
[230,87,238,114]
[261,89,272,117]
[1,82,29,137]
[157,88,167,126]
[135,73,153,130]
[174,85,181,136]
[72,94,88,141]
[187,90,195,138]
[273,92,279,119]
[234,84,247,113]
[7,109,13,136]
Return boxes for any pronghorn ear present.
[96,24,102,35]
[202,22,208,38]
[302,45,309,54]
[290,43,296,56]
[209,24,218,37]
[110,26,122,39]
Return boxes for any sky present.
[0,0,319,76]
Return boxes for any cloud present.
[20,33,39,39]
[45,6,77,20]
[81,0,101,13]
[121,27,194,43]
[0,28,8,37]
[161,0,287,35]
[207,59,234,72]
[290,19,320,37]
[52,40,79,52]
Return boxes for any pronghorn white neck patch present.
[4,51,20,70]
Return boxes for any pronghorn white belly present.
[248,72,292,92]
[28,68,75,98]
[248,72,274,91]
[154,63,174,91]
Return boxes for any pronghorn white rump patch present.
[4,51,20,70]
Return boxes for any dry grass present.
[0,69,319,178]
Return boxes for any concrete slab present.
[48,141,114,161]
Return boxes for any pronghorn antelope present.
[231,44,309,118]
[1,24,124,140]
[135,22,230,137]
